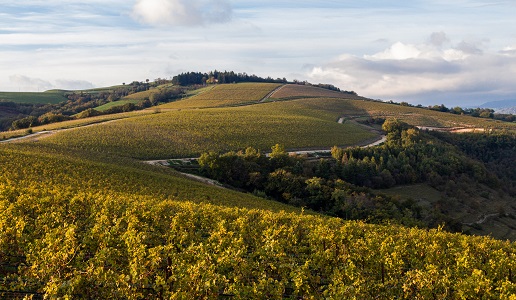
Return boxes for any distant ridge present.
[479,99,516,109]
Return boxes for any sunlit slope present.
[348,100,516,129]
[270,84,515,129]
[158,82,281,109]
[1,110,154,140]
[1,143,515,298]
[40,98,377,159]
[0,143,297,212]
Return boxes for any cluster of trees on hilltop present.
[171,70,288,85]
[171,70,353,94]
[196,119,515,232]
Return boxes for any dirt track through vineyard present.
[0,119,125,144]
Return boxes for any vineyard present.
[1,144,515,298]
[347,99,516,129]
[270,85,516,129]
[1,81,516,298]
[0,110,154,140]
[159,83,281,109]
[38,99,377,159]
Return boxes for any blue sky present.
[1,0,516,106]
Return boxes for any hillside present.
[0,90,68,104]
[1,81,516,298]
[159,82,282,109]
[37,99,377,159]
[1,142,516,299]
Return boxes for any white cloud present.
[368,42,422,60]
[308,33,516,105]
[8,75,94,91]
[54,79,95,90]
[132,0,232,27]
[9,74,53,91]
[501,46,516,56]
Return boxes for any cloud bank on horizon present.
[311,32,516,105]
[1,0,516,106]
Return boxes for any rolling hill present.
[0,90,68,104]
[1,81,516,299]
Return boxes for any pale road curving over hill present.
[0,119,124,144]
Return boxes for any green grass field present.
[94,99,142,112]
[121,83,176,100]
[0,90,68,104]
[377,184,442,208]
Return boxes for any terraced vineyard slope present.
[159,82,282,109]
[269,85,516,130]
[39,98,377,159]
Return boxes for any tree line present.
[171,70,288,86]
[394,101,515,122]
[171,70,352,93]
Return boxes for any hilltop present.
[1,76,516,298]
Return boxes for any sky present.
[2,0,516,106]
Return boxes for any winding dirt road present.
[259,85,285,102]
[0,118,130,144]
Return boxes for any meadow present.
[0,90,68,104]
[94,99,142,112]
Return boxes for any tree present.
[270,144,286,159]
